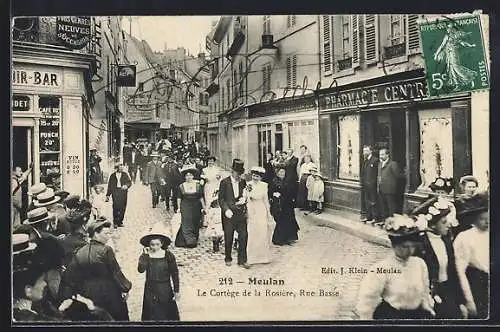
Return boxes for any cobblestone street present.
[101,181,390,321]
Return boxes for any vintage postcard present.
[11,13,490,323]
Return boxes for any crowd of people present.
[355,145,490,320]
[11,137,489,321]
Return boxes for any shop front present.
[318,70,474,213]
[247,94,319,168]
[12,62,94,198]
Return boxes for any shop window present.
[288,120,318,163]
[417,109,453,190]
[39,96,62,191]
[337,114,360,181]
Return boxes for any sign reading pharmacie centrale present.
[56,16,91,50]
[319,77,428,111]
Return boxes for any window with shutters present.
[286,55,297,88]
[390,15,405,45]
[287,15,297,29]
[322,15,333,75]
[342,16,351,59]
[364,15,379,64]
[226,79,231,107]
[221,87,225,110]
[263,16,271,34]
[262,63,272,93]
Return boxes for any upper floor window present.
[138,82,144,92]
[287,15,297,29]
[341,15,351,59]
[263,16,271,34]
[390,15,405,45]
[262,63,272,93]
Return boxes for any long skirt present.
[175,198,201,248]
[373,300,433,319]
[433,280,463,319]
[272,206,299,245]
[466,266,489,319]
[141,280,180,321]
[296,174,309,209]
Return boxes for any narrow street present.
[99,180,390,321]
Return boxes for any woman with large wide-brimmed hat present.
[453,193,489,319]
[411,196,466,318]
[138,233,180,321]
[174,166,205,248]
[356,214,435,320]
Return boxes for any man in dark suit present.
[167,159,185,213]
[218,159,249,269]
[126,143,141,183]
[145,152,166,208]
[376,148,403,225]
[122,141,132,167]
[105,164,132,227]
[284,149,299,206]
[361,145,379,224]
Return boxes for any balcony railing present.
[337,57,353,71]
[384,43,406,60]
[12,17,96,55]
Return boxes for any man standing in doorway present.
[12,166,28,229]
[361,146,379,224]
[105,164,132,227]
[376,148,402,227]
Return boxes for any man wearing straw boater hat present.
[105,163,132,228]
[218,159,250,269]
[27,183,48,211]
[33,188,70,237]
[14,207,66,305]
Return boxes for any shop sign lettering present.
[66,155,81,175]
[56,16,91,50]
[12,69,60,87]
[12,95,30,111]
[319,77,428,111]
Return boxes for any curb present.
[298,209,391,248]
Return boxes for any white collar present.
[427,231,443,239]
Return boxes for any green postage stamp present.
[419,15,489,97]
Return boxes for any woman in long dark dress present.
[174,167,205,248]
[269,165,300,245]
[138,234,180,321]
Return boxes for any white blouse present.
[356,255,433,319]
[427,232,449,282]
[299,162,316,178]
[454,226,489,274]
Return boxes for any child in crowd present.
[205,190,223,253]
[305,167,325,215]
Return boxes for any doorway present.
[12,126,33,220]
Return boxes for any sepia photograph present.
[10,12,490,323]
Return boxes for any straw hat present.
[28,183,47,197]
[12,233,37,255]
[33,188,61,207]
[23,207,54,226]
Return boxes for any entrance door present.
[12,126,33,220]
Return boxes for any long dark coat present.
[61,239,132,321]
[269,178,300,245]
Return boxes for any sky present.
[128,16,220,55]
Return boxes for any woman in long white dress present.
[244,166,272,266]
[200,157,222,206]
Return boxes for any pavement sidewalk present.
[298,208,391,248]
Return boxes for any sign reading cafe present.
[56,16,91,50]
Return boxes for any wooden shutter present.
[322,15,333,75]
[407,14,421,54]
[292,55,297,87]
[292,15,296,26]
[378,15,391,57]
[364,14,379,64]
[286,56,292,87]
[351,15,360,68]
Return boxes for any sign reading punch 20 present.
[419,15,489,96]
